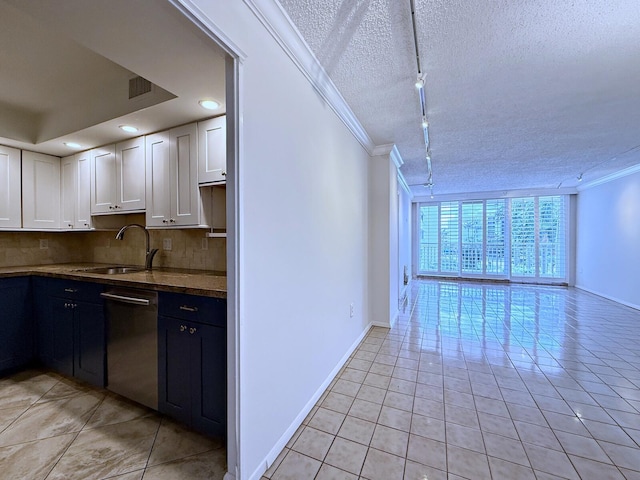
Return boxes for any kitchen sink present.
[75,266,145,275]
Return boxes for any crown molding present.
[243,0,376,154]
[389,145,404,168]
[372,143,395,157]
[578,162,640,191]
[171,0,247,59]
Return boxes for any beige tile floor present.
[0,370,226,480]
[3,279,640,479]
[264,280,640,479]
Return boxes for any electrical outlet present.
[201,238,208,250]
[39,239,48,250]
[162,238,172,251]
[350,303,354,318]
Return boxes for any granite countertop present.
[0,263,227,298]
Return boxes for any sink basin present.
[75,266,145,275]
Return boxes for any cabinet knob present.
[109,206,114,210]
[68,224,73,228]
[179,305,198,312]
[162,219,169,224]
[180,325,187,332]
[170,218,176,223]
[221,172,226,176]
[189,327,197,334]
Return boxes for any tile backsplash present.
[0,228,225,271]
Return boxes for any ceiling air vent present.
[129,76,153,99]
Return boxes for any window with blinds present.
[511,198,536,277]
[419,205,439,272]
[461,202,484,274]
[416,195,568,282]
[440,202,459,273]
[486,199,506,275]
[539,196,566,278]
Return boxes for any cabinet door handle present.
[180,325,187,332]
[189,327,197,334]
[179,305,198,312]
[64,288,78,293]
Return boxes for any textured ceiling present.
[278,0,640,196]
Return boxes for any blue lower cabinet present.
[193,321,226,436]
[74,300,106,387]
[0,277,33,374]
[35,278,105,387]
[158,315,193,425]
[48,296,75,377]
[158,292,226,438]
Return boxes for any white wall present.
[576,168,640,309]
[397,178,412,301]
[185,2,372,479]
[368,154,393,327]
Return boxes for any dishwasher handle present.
[100,292,151,306]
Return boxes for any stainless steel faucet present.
[115,224,159,270]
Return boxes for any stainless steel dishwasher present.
[101,288,158,409]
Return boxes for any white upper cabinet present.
[0,145,21,229]
[198,116,226,185]
[22,151,61,230]
[145,131,171,227]
[61,151,92,230]
[146,123,205,228]
[91,137,145,214]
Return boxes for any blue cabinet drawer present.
[47,278,104,302]
[158,291,225,327]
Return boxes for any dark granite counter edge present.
[0,265,227,299]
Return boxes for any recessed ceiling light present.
[65,142,82,149]
[119,125,138,133]
[199,99,220,110]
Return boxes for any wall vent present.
[129,76,153,99]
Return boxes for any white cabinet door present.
[91,145,117,214]
[198,116,226,185]
[145,131,171,227]
[116,137,145,212]
[22,151,61,230]
[171,123,200,226]
[75,150,92,229]
[61,152,93,230]
[61,155,76,229]
[0,145,21,229]
[91,139,145,214]
[146,124,202,228]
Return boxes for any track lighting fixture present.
[577,173,583,182]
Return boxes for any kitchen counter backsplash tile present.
[0,232,85,267]
[0,229,225,272]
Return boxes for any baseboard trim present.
[575,284,640,311]
[249,322,374,480]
